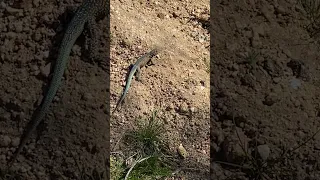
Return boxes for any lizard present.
[7,0,107,168]
[112,48,160,114]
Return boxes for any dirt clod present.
[0,135,12,147]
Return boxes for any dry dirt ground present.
[110,0,210,179]
[0,0,109,179]
[212,0,320,180]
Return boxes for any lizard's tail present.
[8,27,78,167]
[7,0,90,168]
[7,60,66,167]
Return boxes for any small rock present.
[222,120,233,128]
[261,6,272,22]
[82,93,92,101]
[179,102,189,113]
[252,25,265,37]
[14,22,23,33]
[257,144,270,161]
[157,12,165,19]
[231,64,239,71]
[282,49,292,58]
[275,6,286,15]
[30,65,39,72]
[263,93,278,106]
[289,78,301,90]
[28,142,36,150]
[295,5,304,13]
[178,144,188,158]
[166,103,174,110]
[0,154,6,161]
[293,99,300,107]
[11,137,20,147]
[211,142,220,152]
[231,71,238,78]
[172,11,179,18]
[40,63,51,77]
[295,130,305,139]
[33,31,42,42]
[42,51,49,58]
[19,166,28,173]
[251,36,262,47]
[235,21,245,29]
[0,135,11,147]
[273,77,281,84]
[33,0,40,7]
[71,44,81,56]
[198,35,205,43]
[241,74,255,87]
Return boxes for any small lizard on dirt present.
[8,0,107,167]
[112,48,160,114]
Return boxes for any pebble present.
[40,63,51,78]
[275,5,286,15]
[273,77,281,84]
[293,99,300,107]
[157,13,165,19]
[19,166,28,173]
[263,93,278,106]
[43,51,49,59]
[231,64,239,71]
[14,21,23,33]
[179,102,189,113]
[11,137,20,147]
[257,144,270,161]
[167,103,174,110]
[33,31,42,42]
[33,0,40,7]
[289,78,301,90]
[82,93,92,101]
[178,144,188,158]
